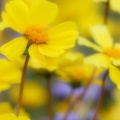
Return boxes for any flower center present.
[24,26,47,44]
[104,48,120,58]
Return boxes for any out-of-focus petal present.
[78,37,102,52]
[109,65,120,89]
[84,53,110,69]
[90,25,113,49]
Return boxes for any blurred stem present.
[91,1,110,119]
[92,70,108,120]
[14,54,29,116]
[63,67,96,120]
[104,0,110,24]
[46,74,53,120]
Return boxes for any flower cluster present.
[0,0,120,119]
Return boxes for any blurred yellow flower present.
[0,102,29,117]
[0,59,21,92]
[9,81,47,108]
[0,0,78,65]
[78,25,120,68]
[0,113,30,120]
[53,0,102,36]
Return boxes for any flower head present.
[0,0,78,65]
[78,25,120,68]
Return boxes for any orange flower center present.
[104,48,120,58]
[24,26,47,44]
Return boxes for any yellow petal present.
[31,0,58,27]
[110,58,120,66]
[2,12,23,33]
[110,0,120,13]
[0,113,17,120]
[47,22,78,49]
[18,116,30,120]
[0,21,7,31]
[28,44,47,66]
[84,53,110,69]
[3,0,30,33]
[78,37,102,52]
[0,113,30,120]
[93,0,107,2]
[38,44,64,57]
[90,25,113,49]
[0,37,28,61]
[109,65,120,88]
[0,84,10,92]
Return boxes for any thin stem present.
[14,54,29,116]
[47,79,53,120]
[63,67,96,120]
[92,70,108,120]
[104,0,110,24]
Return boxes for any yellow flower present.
[109,65,120,89]
[0,102,29,117]
[93,0,120,13]
[0,113,30,120]
[0,59,21,92]
[52,0,102,36]
[78,25,120,68]
[9,81,47,108]
[0,0,78,65]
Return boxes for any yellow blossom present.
[0,59,21,92]
[0,0,78,65]
[9,81,47,108]
[0,113,30,120]
[78,25,120,68]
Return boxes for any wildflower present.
[0,0,78,65]
[78,25,120,68]
[9,81,47,108]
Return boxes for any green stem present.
[14,54,29,116]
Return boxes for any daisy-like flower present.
[78,25,120,68]
[0,0,78,65]
[0,113,30,120]
[93,0,120,13]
